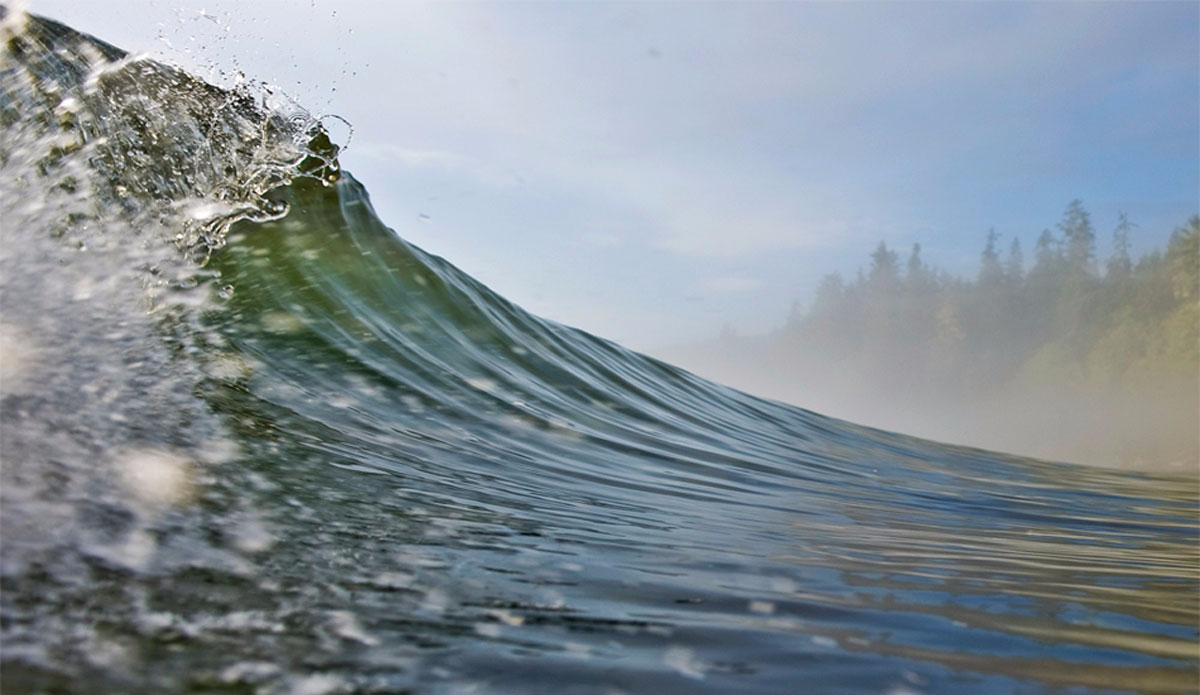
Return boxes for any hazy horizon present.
[664,207,1198,470]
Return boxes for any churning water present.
[1,9,1197,694]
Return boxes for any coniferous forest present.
[668,203,1199,470]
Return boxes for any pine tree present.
[813,273,845,309]
[1034,229,1060,271]
[906,242,933,290]
[979,228,1003,286]
[869,241,899,288]
[906,242,923,278]
[1106,212,1133,280]
[1006,236,1024,282]
[1166,216,1199,301]
[1059,199,1096,275]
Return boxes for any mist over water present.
[664,217,1200,472]
[660,353,1197,473]
[1,8,1198,695]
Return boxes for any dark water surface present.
[1,9,1197,694]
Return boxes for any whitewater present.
[1,9,1196,694]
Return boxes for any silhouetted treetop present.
[1059,199,1096,275]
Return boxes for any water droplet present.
[749,600,775,614]
[664,647,706,679]
[117,448,195,510]
[218,284,234,299]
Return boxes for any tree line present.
[789,202,1197,402]
[675,202,1198,468]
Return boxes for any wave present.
[1,8,1197,694]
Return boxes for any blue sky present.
[31,0,1200,352]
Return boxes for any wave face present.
[2,10,1197,695]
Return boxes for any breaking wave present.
[1,9,1196,694]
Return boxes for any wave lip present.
[0,5,341,260]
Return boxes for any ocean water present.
[1,9,1197,695]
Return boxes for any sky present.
[26,0,1200,353]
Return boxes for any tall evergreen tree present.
[810,274,845,315]
[1006,236,1024,282]
[1107,212,1133,280]
[979,228,1003,286]
[868,241,899,288]
[1035,230,1056,265]
[906,242,922,277]
[1059,199,1096,275]
[1166,216,1199,301]
[1032,229,1061,276]
[906,243,931,288]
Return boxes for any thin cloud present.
[354,143,524,190]
[704,275,761,294]
[326,2,1195,263]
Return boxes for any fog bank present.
[661,207,1199,473]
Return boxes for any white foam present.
[117,447,194,510]
[663,646,706,679]
[0,320,37,394]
